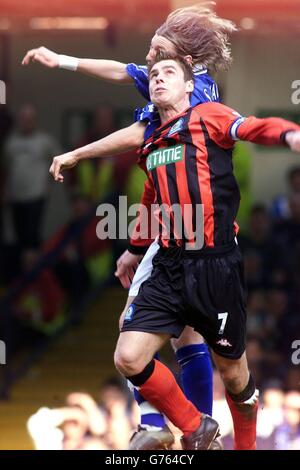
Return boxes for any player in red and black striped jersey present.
[136,101,299,251]
[117,53,300,450]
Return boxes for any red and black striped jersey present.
[130,102,300,251]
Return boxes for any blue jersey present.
[126,62,219,139]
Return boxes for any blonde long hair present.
[156,3,237,71]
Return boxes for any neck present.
[159,97,190,125]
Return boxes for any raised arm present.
[49,121,146,182]
[22,46,132,84]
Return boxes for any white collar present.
[193,64,208,75]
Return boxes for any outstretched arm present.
[49,121,146,182]
[234,116,300,148]
[199,103,300,150]
[22,46,132,84]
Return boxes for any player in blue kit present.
[23,4,236,449]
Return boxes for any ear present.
[186,80,194,93]
[184,55,193,65]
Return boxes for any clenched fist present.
[286,131,300,152]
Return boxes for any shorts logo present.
[146,144,184,171]
[125,304,136,322]
[216,338,232,347]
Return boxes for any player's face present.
[149,59,193,107]
[146,35,177,65]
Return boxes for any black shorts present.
[121,241,247,359]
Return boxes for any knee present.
[114,346,144,377]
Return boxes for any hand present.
[49,152,79,182]
[114,250,143,289]
[118,309,126,330]
[66,392,96,409]
[286,131,300,152]
[66,393,107,436]
[22,46,59,68]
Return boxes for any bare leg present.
[212,351,249,394]
[212,351,258,450]
[171,326,204,351]
[114,330,170,376]
[118,295,135,331]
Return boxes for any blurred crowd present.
[0,104,300,449]
[239,171,300,391]
[27,373,300,451]
[0,104,140,343]
[27,378,139,450]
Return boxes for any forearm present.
[22,46,132,84]
[74,121,146,161]
[77,58,132,84]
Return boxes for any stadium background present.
[0,0,299,450]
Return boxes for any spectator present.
[262,289,292,367]
[245,336,266,387]
[99,377,136,450]
[3,104,60,250]
[270,166,300,222]
[27,405,109,450]
[66,392,107,437]
[284,367,300,392]
[273,391,300,450]
[239,205,273,289]
[246,290,268,341]
[73,106,117,202]
[256,385,285,449]
[12,249,65,334]
[27,377,137,450]
[271,192,300,286]
[43,192,112,313]
[0,108,13,285]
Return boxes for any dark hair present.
[101,376,127,391]
[148,51,194,84]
